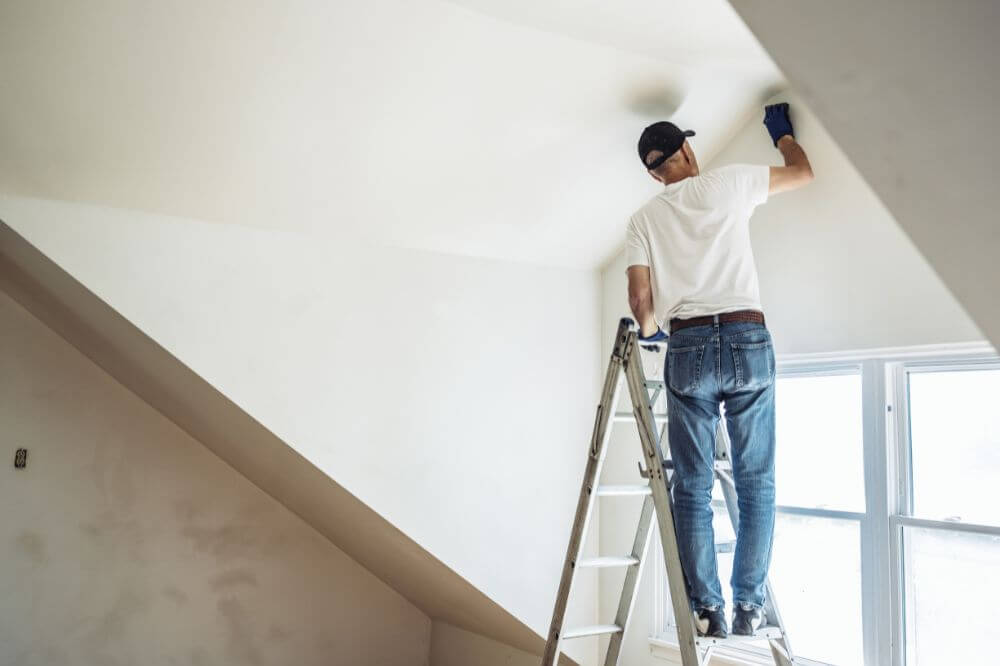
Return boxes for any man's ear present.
[680,142,693,164]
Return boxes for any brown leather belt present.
[669,309,765,334]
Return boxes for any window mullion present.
[860,358,891,666]
[887,361,910,666]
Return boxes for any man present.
[625,103,813,638]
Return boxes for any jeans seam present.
[732,343,743,387]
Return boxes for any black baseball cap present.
[637,121,696,170]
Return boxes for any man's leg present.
[664,342,725,614]
[722,334,777,614]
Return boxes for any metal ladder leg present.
[541,321,629,666]
[602,493,655,665]
[621,331,705,666]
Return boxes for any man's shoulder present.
[691,163,769,203]
[627,197,658,227]
[629,184,681,219]
[700,163,758,181]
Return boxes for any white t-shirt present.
[625,163,770,323]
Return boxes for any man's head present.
[637,121,699,185]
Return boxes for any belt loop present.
[712,313,720,334]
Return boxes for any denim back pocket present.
[667,342,706,395]
[729,338,774,391]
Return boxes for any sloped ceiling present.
[0,0,782,268]
[729,0,1000,350]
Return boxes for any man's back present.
[625,163,770,322]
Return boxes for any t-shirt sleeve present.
[706,163,770,209]
[742,163,770,208]
[625,218,650,268]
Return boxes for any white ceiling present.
[0,0,782,268]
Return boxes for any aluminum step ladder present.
[541,317,795,666]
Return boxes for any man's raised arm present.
[763,102,814,195]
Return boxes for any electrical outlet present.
[14,448,27,469]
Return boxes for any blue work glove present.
[638,326,668,351]
[763,102,794,147]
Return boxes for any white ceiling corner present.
[0,0,783,268]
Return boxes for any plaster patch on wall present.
[14,530,47,565]
[161,585,189,605]
[268,623,291,641]
[87,586,152,653]
[78,510,148,564]
[180,522,259,560]
[217,596,264,665]
[210,568,259,590]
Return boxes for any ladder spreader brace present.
[541,317,795,666]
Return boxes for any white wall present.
[0,198,602,665]
[595,93,987,664]
[0,289,431,666]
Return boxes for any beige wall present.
[430,621,543,666]
[0,289,431,665]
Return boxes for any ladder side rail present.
[622,333,704,666]
[541,321,632,666]
[603,494,655,666]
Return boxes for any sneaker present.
[693,606,728,638]
[731,602,765,636]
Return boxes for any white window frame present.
[648,340,999,666]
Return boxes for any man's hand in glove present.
[763,102,794,147]
[638,326,668,351]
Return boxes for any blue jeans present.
[662,317,776,612]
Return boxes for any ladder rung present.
[658,624,784,648]
[613,411,668,422]
[663,459,732,472]
[715,540,736,553]
[577,556,639,569]
[596,484,652,497]
[562,624,623,639]
[644,380,666,390]
[696,624,784,646]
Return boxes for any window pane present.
[773,373,865,511]
[769,514,864,666]
[908,368,1000,525]
[904,527,1000,666]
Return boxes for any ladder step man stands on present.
[542,318,795,666]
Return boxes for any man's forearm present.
[628,292,658,337]
[777,135,812,173]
